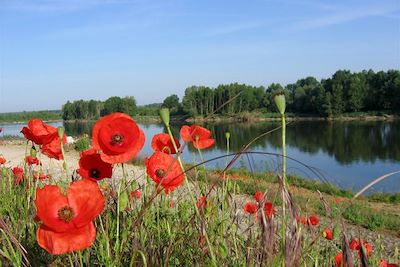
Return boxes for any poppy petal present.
[193,139,215,149]
[35,185,72,232]
[180,125,192,142]
[37,222,96,255]
[67,180,105,228]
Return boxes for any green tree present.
[101,96,137,116]
[162,94,181,114]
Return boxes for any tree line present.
[60,69,399,121]
[172,69,399,117]
[0,110,61,123]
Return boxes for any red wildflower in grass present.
[145,151,184,194]
[0,155,6,164]
[334,252,342,267]
[264,202,277,218]
[296,216,307,225]
[33,172,49,181]
[180,125,215,149]
[130,190,141,199]
[12,166,24,185]
[254,191,263,202]
[349,238,360,250]
[360,240,373,257]
[77,148,113,182]
[379,259,400,267]
[35,180,104,255]
[151,133,180,154]
[92,113,145,164]
[25,155,41,166]
[323,228,333,240]
[196,195,207,209]
[41,137,66,160]
[21,119,58,145]
[244,202,258,214]
[308,215,319,226]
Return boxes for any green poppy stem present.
[162,113,217,266]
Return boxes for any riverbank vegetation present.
[1,69,398,123]
[0,110,61,123]
[0,106,399,266]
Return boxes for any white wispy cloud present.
[203,21,267,37]
[292,2,400,30]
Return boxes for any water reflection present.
[2,120,399,192]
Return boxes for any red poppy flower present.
[130,190,141,199]
[41,136,66,160]
[308,215,319,226]
[33,172,49,181]
[379,259,399,267]
[77,148,113,182]
[0,155,6,164]
[360,241,373,257]
[180,125,215,149]
[35,180,104,254]
[35,180,104,232]
[37,222,96,255]
[334,252,342,267]
[296,216,307,225]
[244,202,258,214]
[12,166,24,185]
[323,228,333,240]
[25,155,41,166]
[349,238,360,250]
[92,113,145,164]
[254,191,263,202]
[151,133,180,154]
[145,151,184,194]
[21,119,58,145]
[264,202,277,218]
[196,195,207,209]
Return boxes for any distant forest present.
[0,110,61,123]
[59,69,399,121]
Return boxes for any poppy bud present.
[30,146,37,158]
[159,108,170,126]
[225,132,230,140]
[57,126,65,140]
[274,93,286,115]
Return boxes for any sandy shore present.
[0,141,145,181]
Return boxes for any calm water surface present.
[1,120,399,193]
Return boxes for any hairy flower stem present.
[165,124,217,266]
[281,113,287,267]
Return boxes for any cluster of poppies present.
[334,238,398,267]
[243,191,277,219]
[21,119,67,160]
[16,113,216,255]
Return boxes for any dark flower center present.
[155,169,166,178]
[89,168,101,179]
[111,134,124,145]
[58,206,75,222]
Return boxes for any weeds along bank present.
[0,105,399,266]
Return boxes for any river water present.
[1,120,399,193]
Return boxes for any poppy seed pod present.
[274,93,286,115]
[159,108,170,126]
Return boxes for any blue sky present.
[0,0,399,112]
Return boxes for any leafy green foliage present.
[180,69,400,118]
[74,135,90,152]
[0,110,61,122]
